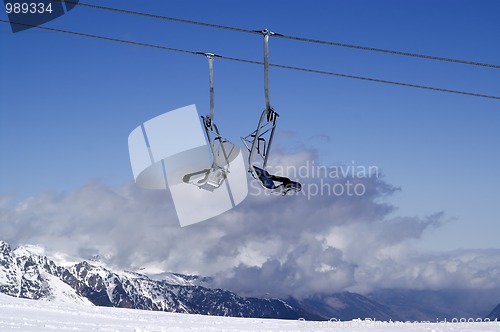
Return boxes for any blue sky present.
[1,1,500,294]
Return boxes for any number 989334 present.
[5,2,53,14]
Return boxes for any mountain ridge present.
[0,240,324,320]
[486,303,500,320]
[2,240,499,321]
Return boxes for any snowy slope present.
[1,293,499,332]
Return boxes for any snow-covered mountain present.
[0,241,91,305]
[0,240,321,320]
[3,240,497,322]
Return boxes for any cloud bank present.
[1,149,499,299]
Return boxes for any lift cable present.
[1,20,499,101]
[61,0,500,69]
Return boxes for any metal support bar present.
[205,53,215,126]
[248,109,271,168]
[203,53,230,171]
[263,113,276,168]
[262,29,274,111]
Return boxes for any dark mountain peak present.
[0,242,14,266]
[0,240,11,253]
[486,303,500,319]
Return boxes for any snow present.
[49,252,85,268]
[13,244,46,257]
[39,272,93,306]
[1,293,499,332]
[146,271,199,286]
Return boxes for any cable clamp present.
[261,29,275,36]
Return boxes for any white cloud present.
[1,150,499,299]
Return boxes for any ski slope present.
[0,293,498,332]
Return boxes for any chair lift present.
[241,30,302,195]
[183,54,234,191]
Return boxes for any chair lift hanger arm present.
[241,29,301,195]
[262,29,274,111]
[196,52,220,128]
[208,53,215,126]
[262,29,278,169]
[201,53,230,166]
[184,52,230,190]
